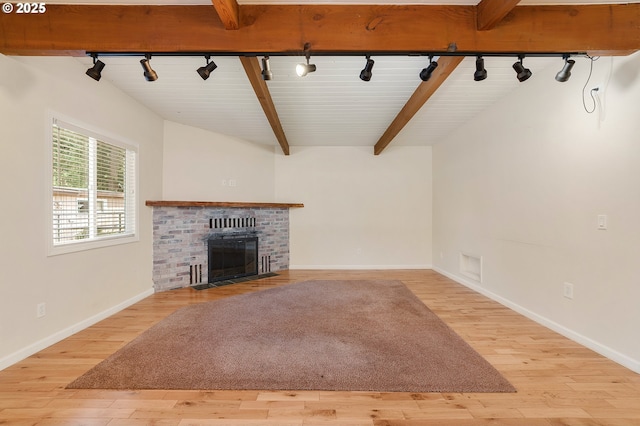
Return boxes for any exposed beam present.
[0,4,638,55]
[239,56,290,156]
[374,56,464,156]
[477,0,521,31]
[211,0,240,30]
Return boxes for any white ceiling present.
[67,0,632,151]
[76,54,559,148]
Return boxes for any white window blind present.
[51,119,136,250]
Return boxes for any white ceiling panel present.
[77,53,559,150]
[78,55,279,146]
[393,56,556,146]
[265,55,426,147]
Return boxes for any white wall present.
[0,55,164,369]
[162,121,275,201]
[433,53,640,372]
[275,146,432,269]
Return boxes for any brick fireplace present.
[147,201,303,292]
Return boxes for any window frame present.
[47,113,139,256]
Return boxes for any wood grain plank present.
[374,56,463,155]
[239,56,290,155]
[476,0,521,31]
[211,0,240,30]
[1,4,638,55]
[144,201,303,208]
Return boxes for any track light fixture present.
[197,55,218,80]
[512,55,532,82]
[474,56,487,81]
[296,53,316,77]
[359,55,375,82]
[85,54,105,81]
[419,56,438,82]
[555,54,575,82]
[140,54,158,82]
[261,56,273,81]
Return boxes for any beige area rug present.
[67,280,516,393]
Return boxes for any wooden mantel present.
[145,200,304,208]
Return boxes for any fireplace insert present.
[207,235,258,283]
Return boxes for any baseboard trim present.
[289,264,432,270]
[433,266,640,374]
[0,288,154,371]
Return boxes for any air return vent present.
[460,252,482,282]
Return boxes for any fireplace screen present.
[207,236,258,283]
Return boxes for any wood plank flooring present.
[1,270,639,425]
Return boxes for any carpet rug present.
[67,280,516,393]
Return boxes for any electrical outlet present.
[563,282,574,300]
[37,303,46,318]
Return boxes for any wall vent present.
[459,252,482,282]
[210,217,257,229]
[190,264,203,284]
[261,255,272,273]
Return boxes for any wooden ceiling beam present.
[0,4,638,55]
[239,56,290,156]
[374,56,464,155]
[476,0,521,31]
[211,0,240,30]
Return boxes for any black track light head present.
[474,56,487,81]
[513,55,532,82]
[555,55,575,82]
[85,55,105,81]
[261,56,273,81]
[197,55,218,80]
[140,54,158,82]
[359,56,375,82]
[420,56,438,82]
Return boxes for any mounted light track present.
[555,54,575,82]
[140,54,158,81]
[513,55,532,82]
[359,55,374,82]
[420,56,438,82]
[474,56,487,81]
[296,52,316,77]
[85,54,105,81]
[261,56,272,81]
[197,55,218,80]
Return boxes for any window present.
[50,117,137,254]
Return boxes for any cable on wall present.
[582,54,601,114]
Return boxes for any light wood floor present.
[1,270,639,425]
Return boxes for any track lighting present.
[359,56,374,82]
[296,53,316,77]
[140,54,158,82]
[555,54,575,82]
[419,56,438,82]
[474,56,487,81]
[197,55,218,80]
[261,56,272,81]
[85,54,105,81]
[513,55,532,82]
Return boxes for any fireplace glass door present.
[208,236,258,283]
